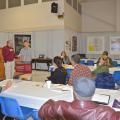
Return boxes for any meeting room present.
[0,0,120,120]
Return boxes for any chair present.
[112,61,118,67]
[113,71,120,85]
[80,60,86,65]
[0,96,33,120]
[32,109,40,120]
[87,60,94,66]
[66,68,73,83]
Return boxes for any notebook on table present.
[92,94,110,105]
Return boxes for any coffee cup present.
[46,80,51,89]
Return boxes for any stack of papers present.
[52,84,72,91]
[92,94,110,105]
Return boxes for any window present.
[42,0,57,2]
[8,0,21,8]
[73,0,77,11]
[66,0,72,6]
[24,0,38,5]
[0,0,6,10]
[78,2,81,15]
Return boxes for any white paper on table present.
[92,94,110,104]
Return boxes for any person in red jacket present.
[39,77,120,120]
[2,40,15,79]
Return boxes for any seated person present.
[92,56,109,76]
[39,77,120,120]
[48,56,67,85]
[97,51,113,67]
[68,54,92,85]
[0,80,12,119]
[61,51,71,65]
[0,80,12,92]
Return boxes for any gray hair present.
[73,77,96,98]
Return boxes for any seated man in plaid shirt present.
[68,54,92,85]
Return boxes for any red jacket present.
[39,99,120,120]
[2,46,15,62]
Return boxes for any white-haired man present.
[2,40,15,79]
[39,77,120,120]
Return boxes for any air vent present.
[8,0,21,8]
[0,0,6,10]
[24,0,38,5]
[42,0,57,2]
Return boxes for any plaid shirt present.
[69,64,92,85]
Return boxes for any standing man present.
[19,40,33,63]
[2,40,15,79]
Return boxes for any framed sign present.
[110,36,120,54]
[65,40,71,52]
[14,34,31,55]
[87,36,104,54]
[72,36,77,52]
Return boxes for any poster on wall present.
[65,40,71,52]
[14,34,31,55]
[72,36,77,52]
[87,36,104,54]
[110,36,120,54]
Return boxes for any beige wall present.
[81,0,116,32]
[0,1,64,32]
[116,0,120,31]
[0,0,82,32]
[64,2,82,32]
[0,0,119,33]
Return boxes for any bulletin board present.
[14,34,31,55]
[110,36,120,54]
[72,36,77,52]
[87,36,105,54]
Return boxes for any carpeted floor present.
[32,70,50,82]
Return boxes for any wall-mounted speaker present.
[58,12,64,19]
[51,2,58,13]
